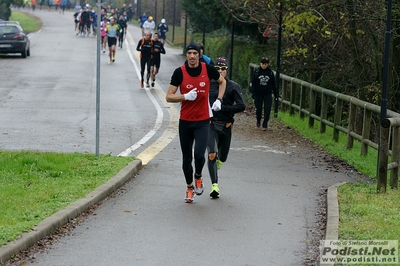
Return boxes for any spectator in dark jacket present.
[250,57,278,131]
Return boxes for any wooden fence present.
[249,63,400,192]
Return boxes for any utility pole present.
[274,1,283,118]
[172,0,176,43]
[377,0,393,192]
[229,21,234,80]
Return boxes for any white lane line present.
[27,29,41,40]
[117,35,164,157]
[230,145,290,154]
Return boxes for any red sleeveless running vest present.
[179,62,212,121]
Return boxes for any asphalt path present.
[1,10,361,266]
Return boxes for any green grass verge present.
[337,182,400,265]
[9,11,41,33]
[277,111,400,257]
[338,182,400,240]
[0,151,134,246]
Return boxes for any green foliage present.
[216,0,400,114]
[181,0,227,33]
[0,2,11,20]
[0,0,23,19]
[190,31,278,97]
[181,0,259,39]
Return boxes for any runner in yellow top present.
[105,17,121,64]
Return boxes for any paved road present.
[1,10,361,266]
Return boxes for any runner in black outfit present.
[150,33,165,87]
[136,31,153,88]
[80,8,90,37]
[117,14,127,48]
[207,57,246,198]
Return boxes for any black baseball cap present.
[260,57,269,63]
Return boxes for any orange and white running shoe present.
[194,176,204,195]
[185,187,195,203]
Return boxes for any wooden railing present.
[378,118,400,192]
[249,63,400,192]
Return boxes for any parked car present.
[0,21,30,58]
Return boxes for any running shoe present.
[256,121,261,128]
[151,80,155,87]
[194,176,204,195]
[112,57,115,62]
[262,127,267,131]
[146,83,150,88]
[216,159,223,170]
[140,80,144,88]
[108,61,112,65]
[210,183,220,198]
[185,187,195,203]
[102,49,105,53]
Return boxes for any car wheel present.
[21,49,27,58]
[27,48,30,57]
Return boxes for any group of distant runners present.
[72,5,169,82]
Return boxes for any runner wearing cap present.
[207,57,246,198]
[157,18,168,45]
[142,16,155,35]
[166,42,226,203]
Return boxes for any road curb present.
[0,159,142,265]
[323,181,346,266]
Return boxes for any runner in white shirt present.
[142,16,155,35]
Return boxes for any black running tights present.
[140,57,151,82]
[179,119,210,185]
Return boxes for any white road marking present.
[117,31,180,165]
[230,145,290,154]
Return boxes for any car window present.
[0,26,20,34]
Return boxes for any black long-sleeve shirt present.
[209,78,246,123]
[251,66,278,96]
[136,38,153,58]
[152,40,165,59]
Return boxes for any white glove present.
[211,98,222,111]
[184,88,197,101]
